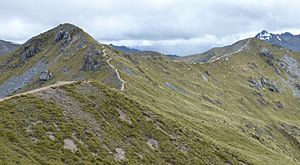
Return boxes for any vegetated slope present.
[0,24,299,165]
[0,40,19,55]
[178,38,250,63]
[256,30,300,52]
[110,38,300,164]
[0,23,124,98]
[0,81,241,164]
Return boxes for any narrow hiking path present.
[107,58,125,91]
[208,39,250,63]
[102,49,125,91]
[0,81,76,102]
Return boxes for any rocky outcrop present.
[21,47,39,63]
[248,77,280,93]
[0,61,46,97]
[55,31,72,51]
[83,56,102,71]
[39,70,52,82]
[147,138,159,150]
[202,95,223,106]
[273,101,284,110]
[164,82,188,95]
[260,48,274,60]
[248,78,263,89]
[55,31,72,43]
[278,55,300,97]
[260,77,279,93]
[82,46,103,71]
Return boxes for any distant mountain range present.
[110,44,180,58]
[255,30,300,52]
[109,44,141,53]
[0,39,19,55]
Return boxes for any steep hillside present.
[110,38,300,164]
[0,40,19,55]
[0,23,124,98]
[0,81,227,164]
[0,24,299,165]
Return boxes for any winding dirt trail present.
[0,48,126,103]
[208,39,250,63]
[107,58,125,91]
[0,81,76,102]
[102,49,125,91]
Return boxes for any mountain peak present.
[255,30,300,52]
[55,23,83,32]
[260,30,269,34]
[255,30,272,41]
[282,32,294,37]
[19,23,97,57]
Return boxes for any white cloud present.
[0,17,49,43]
[1,0,300,55]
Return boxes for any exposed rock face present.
[278,55,300,97]
[21,47,39,63]
[260,48,274,60]
[255,91,270,106]
[83,56,96,70]
[63,138,78,153]
[114,148,126,161]
[117,109,132,124]
[55,31,72,43]
[248,77,279,93]
[55,31,73,51]
[248,78,263,89]
[260,77,279,93]
[147,138,159,150]
[39,70,52,82]
[0,61,46,97]
[83,46,103,71]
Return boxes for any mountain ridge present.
[0,23,125,98]
[0,23,299,164]
[255,30,300,52]
[0,39,19,55]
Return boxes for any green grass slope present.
[0,24,299,164]
[109,38,300,164]
[0,81,246,164]
[0,24,122,97]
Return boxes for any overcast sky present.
[1,0,300,55]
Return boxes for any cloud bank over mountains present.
[1,0,300,55]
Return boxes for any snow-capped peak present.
[255,30,272,41]
[276,36,282,41]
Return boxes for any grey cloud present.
[0,0,299,55]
